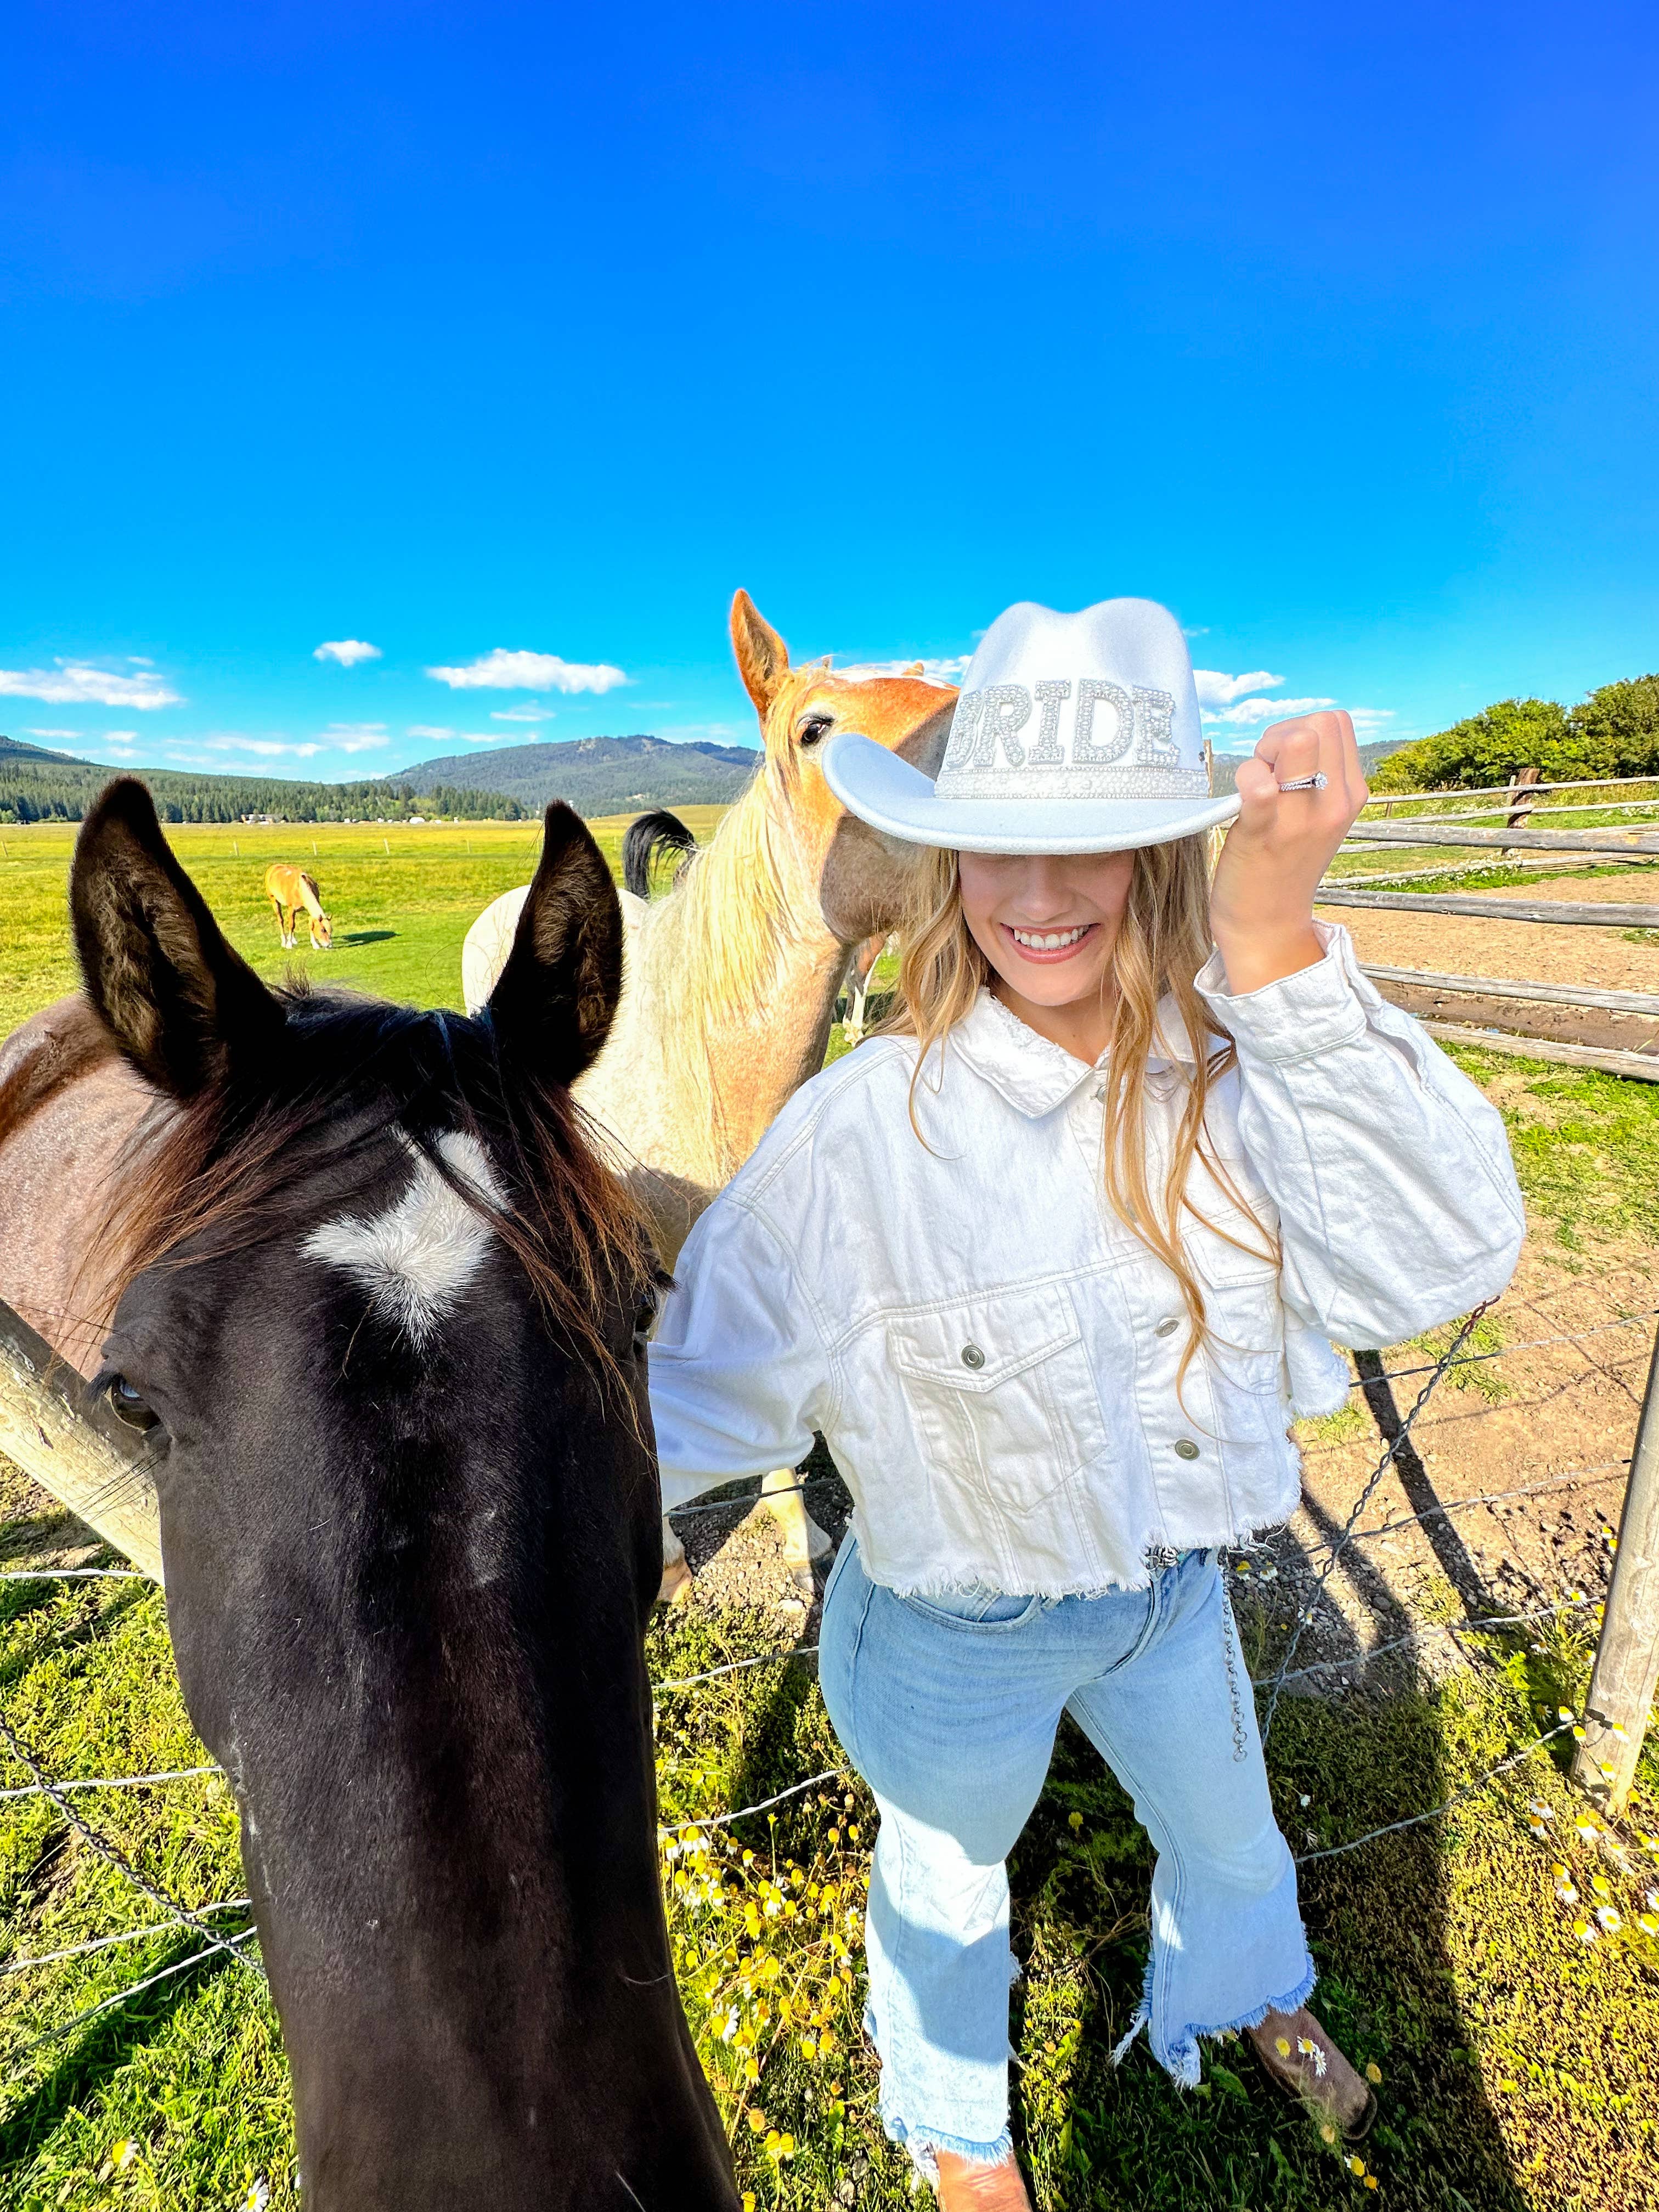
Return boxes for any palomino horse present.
[462,593,956,1598]
[0,782,739,2212]
[266,860,333,949]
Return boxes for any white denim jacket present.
[648,925,1525,1597]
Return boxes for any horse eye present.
[797,714,833,748]
[106,1377,159,1432]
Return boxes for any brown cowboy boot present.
[935,2148,1033,2210]
[1245,2004,1376,2137]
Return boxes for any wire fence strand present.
[1260,1301,1495,1742]
[1294,1724,1572,1865]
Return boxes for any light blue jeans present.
[818,1537,1314,2180]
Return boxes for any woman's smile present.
[1001,919,1099,962]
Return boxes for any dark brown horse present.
[0,780,738,2212]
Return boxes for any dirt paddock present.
[1318,870,1659,1064]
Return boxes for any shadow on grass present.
[0,1582,151,1692]
[0,1934,246,2176]
[1009,1688,1530,2211]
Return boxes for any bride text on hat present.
[946,680,1180,774]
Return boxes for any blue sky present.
[2,1,1656,783]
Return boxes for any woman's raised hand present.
[1208,709,1368,996]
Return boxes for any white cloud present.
[103,730,138,740]
[25,727,85,738]
[490,703,555,723]
[0,660,179,708]
[1348,708,1398,740]
[1193,668,1285,710]
[321,721,389,754]
[202,735,324,759]
[314,639,382,667]
[425,648,628,693]
[405,725,455,741]
[1203,694,1336,728]
[458,732,512,744]
[834,654,970,685]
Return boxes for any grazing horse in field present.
[462,593,956,1598]
[265,861,333,950]
[0,781,740,2212]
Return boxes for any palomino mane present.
[65,981,648,1372]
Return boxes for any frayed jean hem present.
[882,2112,1017,2190]
[1111,1950,1319,2089]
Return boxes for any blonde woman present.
[648,599,1523,2209]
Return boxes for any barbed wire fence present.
[1,1268,1655,2068]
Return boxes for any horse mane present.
[84,983,648,1379]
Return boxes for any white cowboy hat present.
[823,596,1241,853]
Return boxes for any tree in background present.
[1370,677,1659,791]
[1571,673,1659,777]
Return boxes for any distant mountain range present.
[392,735,761,815]
[0,734,89,765]
[1206,735,1404,794]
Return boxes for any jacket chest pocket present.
[1186,1217,1284,1396]
[887,1282,1108,1511]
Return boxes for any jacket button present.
[1155,1316,1181,1338]
[1173,1438,1200,1460]
[960,1343,986,1370]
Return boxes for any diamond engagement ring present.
[1276,771,1328,793]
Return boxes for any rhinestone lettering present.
[979,684,1033,766]
[945,688,991,771]
[1030,680,1071,764]
[1073,678,1133,765]
[1133,685,1179,769]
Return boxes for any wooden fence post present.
[1573,1322,1659,1810]
[1505,761,1542,830]
[0,1299,163,1583]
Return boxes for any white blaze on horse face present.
[301,1131,505,1349]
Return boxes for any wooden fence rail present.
[0,1300,162,1582]
[1345,824,1659,856]
[1361,966,1659,1018]
[1317,888,1659,928]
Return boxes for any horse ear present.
[730,590,792,716]
[903,661,925,677]
[70,777,284,1097]
[487,802,623,1088]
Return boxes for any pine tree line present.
[0,760,526,826]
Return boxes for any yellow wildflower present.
[1365,2061,1383,2085]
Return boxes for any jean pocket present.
[899,1587,1042,1632]
[887,1281,1108,1511]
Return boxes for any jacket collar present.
[948,986,1213,1120]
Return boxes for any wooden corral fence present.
[1319,769,1659,1084]
[0,1299,161,1581]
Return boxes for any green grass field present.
[0,809,732,1039]
[1,822,1657,2210]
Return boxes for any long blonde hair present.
[877,839,1274,1364]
